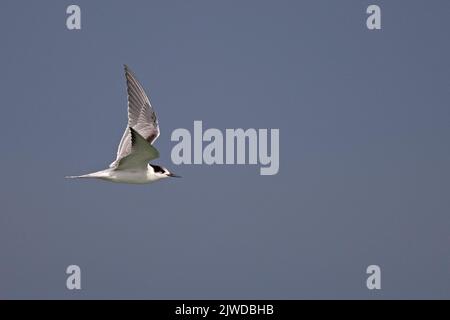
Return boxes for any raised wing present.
[115,127,160,170]
[111,65,160,167]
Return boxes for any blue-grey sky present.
[0,0,449,299]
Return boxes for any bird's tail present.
[65,173,98,179]
[65,169,109,180]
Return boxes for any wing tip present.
[124,64,135,77]
[124,64,133,78]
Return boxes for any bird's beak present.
[168,173,182,178]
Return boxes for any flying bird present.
[66,65,180,184]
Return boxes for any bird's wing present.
[115,127,160,170]
[111,65,160,167]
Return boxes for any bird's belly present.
[106,170,152,184]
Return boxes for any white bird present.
[66,65,180,184]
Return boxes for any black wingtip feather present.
[129,127,136,146]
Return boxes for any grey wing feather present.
[115,127,160,170]
[111,65,160,167]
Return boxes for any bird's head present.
[149,164,181,179]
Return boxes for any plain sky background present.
[0,0,449,299]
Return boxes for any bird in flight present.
[66,65,180,184]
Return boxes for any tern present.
[66,65,180,184]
